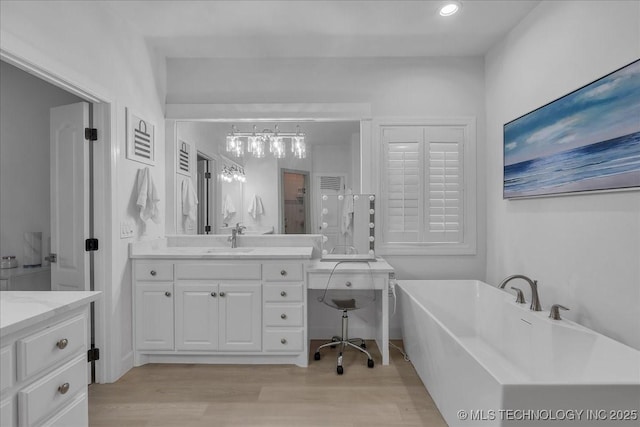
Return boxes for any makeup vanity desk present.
[306,258,394,366]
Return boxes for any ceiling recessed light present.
[439,1,461,17]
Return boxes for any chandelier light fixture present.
[225,124,306,159]
[220,164,246,183]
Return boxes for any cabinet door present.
[175,283,219,351]
[218,283,262,351]
[135,283,174,350]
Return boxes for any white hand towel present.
[248,194,265,219]
[136,167,160,224]
[181,178,198,221]
[222,194,236,221]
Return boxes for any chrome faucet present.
[227,223,246,248]
[498,274,542,311]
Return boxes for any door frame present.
[1,47,112,383]
[279,168,310,234]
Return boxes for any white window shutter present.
[382,128,422,243]
[424,127,464,243]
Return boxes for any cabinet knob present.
[280,338,287,344]
[58,382,70,394]
[281,313,287,319]
[165,291,171,297]
[280,291,287,297]
[345,281,352,287]
[56,338,69,350]
[219,292,226,297]
[211,292,217,297]
[280,270,287,276]
[150,270,157,276]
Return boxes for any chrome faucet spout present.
[229,228,238,248]
[498,274,542,311]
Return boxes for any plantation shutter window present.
[380,123,472,253]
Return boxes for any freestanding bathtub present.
[397,280,640,427]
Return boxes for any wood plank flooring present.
[88,340,447,426]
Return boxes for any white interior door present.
[50,102,90,292]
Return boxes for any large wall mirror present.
[173,120,362,236]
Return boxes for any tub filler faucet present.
[498,274,542,311]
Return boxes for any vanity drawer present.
[40,392,88,427]
[263,264,303,282]
[0,396,15,427]
[263,283,304,302]
[263,329,304,352]
[135,263,174,281]
[17,315,86,381]
[264,304,304,327]
[175,263,261,280]
[307,273,386,290]
[0,345,14,393]
[18,354,86,427]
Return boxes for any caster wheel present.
[337,366,344,375]
[368,359,374,368]
[314,352,321,361]
[360,342,367,349]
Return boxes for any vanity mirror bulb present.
[322,249,328,255]
[369,195,375,201]
[369,209,375,214]
[322,222,328,229]
[369,222,375,228]
[353,195,359,201]
[322,235,328,242]
[369,250,375,256]
[338,195,344,201]
[322,195,328,201]
[321,208,328,215]
[369,236,375,242]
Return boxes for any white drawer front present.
[40,392,87,427]
[263,283,304,303]
[0,345,14,393]
[17,315,86,380]
[262,264,302,282]
[263,329,304,352]
[307,273,385,290]
[135,262,174,281]
[18,355,87,427]
[264,305,304,327]
[175,263,261,280]
[0,396,15,427]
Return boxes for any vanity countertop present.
[306,258,394,273]
[130,246,314,260]
[0,291,101,338]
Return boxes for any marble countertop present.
[130,246,314,260]
[0,291,101,338]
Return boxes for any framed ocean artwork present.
[503,59,640,199]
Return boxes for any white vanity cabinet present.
[133,258,306,366]
[0,292,99,427]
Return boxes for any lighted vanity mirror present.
[320,193,375,260]
[174,120,361,236]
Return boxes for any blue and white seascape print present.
[503,59,640,198]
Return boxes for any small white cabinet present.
[175,282,261,352]
[135,283,174,351]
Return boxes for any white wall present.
[167,57,487,280]
[0,61,82,269]
[1,1,167,380]
[485,1,640,349]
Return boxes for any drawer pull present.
[56,338,69,350]
[219,292,226,297]
[58,382,70,394]
[150,270,157,276]
[280,291,287,297]
[280,270,287,276]
[345,281,352,287]
[211,292,217,297]
[280,338,287,344]
[165,291,171,297]
[280,313,287,319]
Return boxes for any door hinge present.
[204,172,212,179]
[204,225,211,233]
[85,127,98,141]
[45,253,57,263]
[87,347,100,362]
[85,238,99,252]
